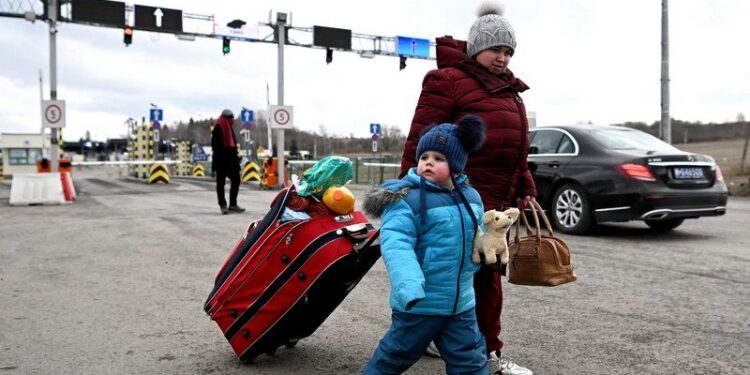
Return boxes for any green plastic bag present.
[296,156,353,197]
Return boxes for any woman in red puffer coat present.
[399,4,536,375]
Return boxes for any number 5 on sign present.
[270,105,294,130]
[43,100,66,128]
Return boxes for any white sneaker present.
[424,341,441,358]
[489,350,533,375]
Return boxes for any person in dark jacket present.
[211,109,245,214]
[364,116,487,375]
[399,3,535,375]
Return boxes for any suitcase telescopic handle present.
[354,228,379,257]
[338,224,379,255]
[338,223,370,243]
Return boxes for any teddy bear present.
[472,208,521,265]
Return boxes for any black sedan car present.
[527,125,728,234]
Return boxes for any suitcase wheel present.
[284,339,299,348]
[265,346,278,357]
[240,353,258,364]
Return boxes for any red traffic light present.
[123,27,133,46]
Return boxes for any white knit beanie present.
[467,3,516,58]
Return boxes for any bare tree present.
[380,125,405,153]
[318,124,329,155]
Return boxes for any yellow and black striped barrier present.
[243,161,261,183]
[148,163,170,184]
[192,164,205,177]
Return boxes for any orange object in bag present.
[322,186,355,214]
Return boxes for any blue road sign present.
[240,109,254,123]
[396,36,430,58]
[370,123,381,134]
[192,144,208,162]
[150,108,163,121]
[152,120,161,130]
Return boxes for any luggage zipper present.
[206,187,297,314]
[220,221,304,305]
[223,229,343,340]
[210,221,303,316]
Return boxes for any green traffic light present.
[222,37,230,55]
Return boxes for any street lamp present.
[124,117,135,138]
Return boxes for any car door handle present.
[547,161,561,168]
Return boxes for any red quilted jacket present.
[400,37,537,210]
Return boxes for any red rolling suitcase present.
[204,187,380,363]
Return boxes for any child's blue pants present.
[364,308,488,375]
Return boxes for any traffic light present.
[399,55,407,70]
[222,37,231,55]
[123,27,133,46]
[326,48,333,64]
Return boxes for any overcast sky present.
[1,0,748,143]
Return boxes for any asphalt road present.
[1,173,748,374]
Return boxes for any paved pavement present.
[1,170,748,374]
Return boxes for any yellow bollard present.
[147,163,170,184]
[242,161,261,183]
[192,164,205,177]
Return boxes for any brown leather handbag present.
[508,199,577,286]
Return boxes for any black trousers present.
[216,168,240,207]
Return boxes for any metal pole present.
[276,13,286,188]
[48,0,59,170]
[39,69,46,157]
[661,0,671,144]
[741,120,749,174]
[266,82,273,156]
[39,69,44,132]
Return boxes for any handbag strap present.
[515,199,541,243]
[514,198,557,243]
[531,199,556,236]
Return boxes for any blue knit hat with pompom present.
[416,115,486,173]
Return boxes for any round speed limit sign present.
[43,100,66,128]
[270,105,294,129]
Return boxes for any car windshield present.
[589,129,678,151]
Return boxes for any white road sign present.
[154,8,163,27]
[43,100,66,128]
[270,105,294,130]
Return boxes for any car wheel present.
[551,184,594,235]
[645,218,684,232]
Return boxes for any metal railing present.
[283,156,403,185]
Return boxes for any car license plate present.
[673,167,704,179]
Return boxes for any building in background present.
[1,133,46,176]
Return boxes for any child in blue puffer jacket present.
[362,115,488,375]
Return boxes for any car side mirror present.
[528,146,539,155]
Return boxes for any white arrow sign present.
[154,8,163,28]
